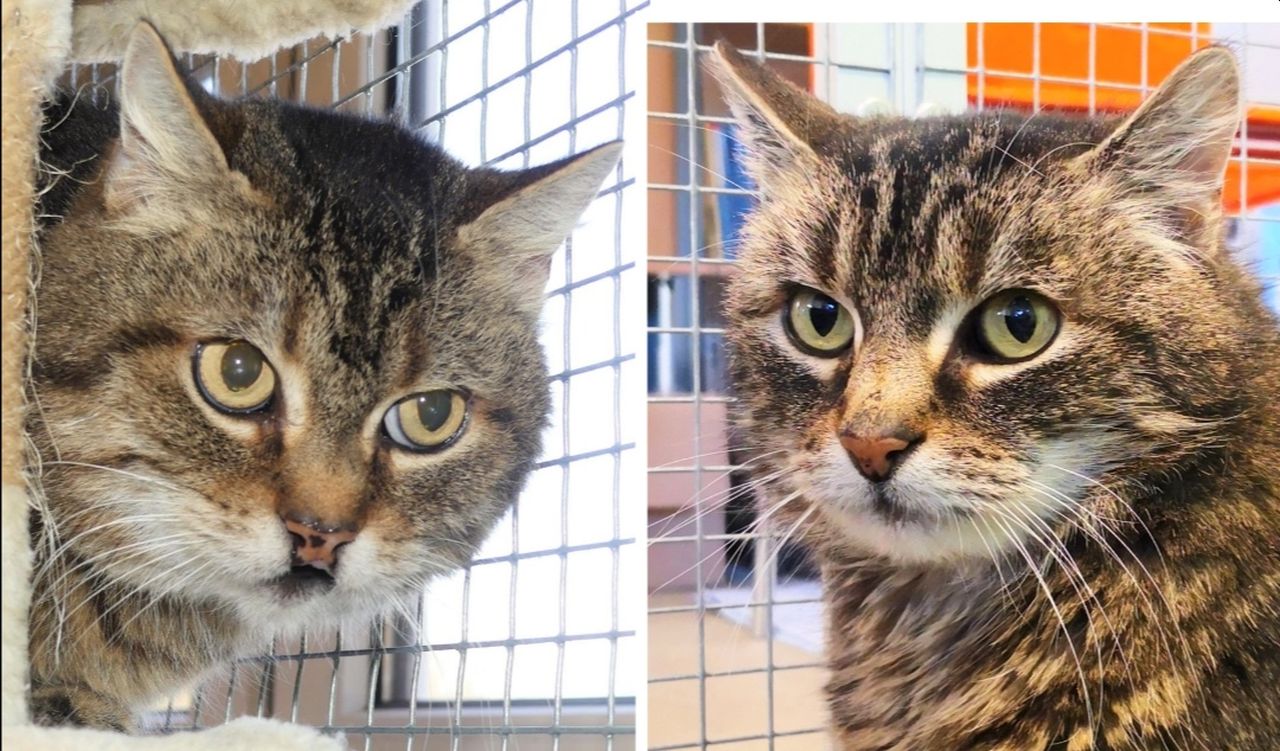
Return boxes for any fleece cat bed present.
[1,0,416,747]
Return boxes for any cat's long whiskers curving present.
[33,512,190,582]
[993,497,1126,726]
[983,510,1097,734]
[1017,484,1211,751]
[1022,479,1213,751]
[107,556,227,647]
[1042,464,1166,567]
[649,461,792,541]
[1021,478,1203,730]
[648,451,794,541]
[41,460,190,492]
[37,529,197,601]
[649,488,804,595]
[40,541,199,659]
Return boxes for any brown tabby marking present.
[715,41,1280,750]
[28,23,619,729]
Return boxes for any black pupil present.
[417,392,454,432]
[221,343,263,391]
[1002,296,1037,343]
[807,295,840,337]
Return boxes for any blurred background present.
[646,22,1280,751]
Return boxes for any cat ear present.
[457,141,622,312]
[709,40,845,189]
[1078,47,1240,209]
[104,22,231,211]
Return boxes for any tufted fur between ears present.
[69,0,419,62]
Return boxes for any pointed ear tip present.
[599,141,624,166]
[1192,45,1238,66]
[596,140,624,157]
[573,141,623,175]
[1182,46,1241,85]
[121,21,178,88]
[709,40,751,75]
[125,19,167,57]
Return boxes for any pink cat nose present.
[839,430,923,482]
[282,515,359,571]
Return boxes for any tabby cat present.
[714,41,1280,750]
[28,23,620,730]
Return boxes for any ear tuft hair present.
[708,40,846,190]
[105,21,232,211]
[456,141,622,313]
[1078,46,1240,207]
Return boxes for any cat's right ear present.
[104,22,235,213]
[708,40,845,189]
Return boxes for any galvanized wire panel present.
[67,0,641,748]
[646,21,833,751]
[646,21,1280,751]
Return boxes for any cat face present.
[715,44,1254,564]
[31,25,620,634]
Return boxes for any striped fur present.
[26,24,618,728]
[715,42,1280,749]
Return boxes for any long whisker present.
[650,489,803,595]
[1024,479,1194,673]
[41,460,188,491]
[983,510,1096,732]
[650,458,792,540]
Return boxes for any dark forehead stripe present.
[814,111,1110,331]
[246,104,451,374]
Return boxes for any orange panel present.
[1038,25,1089,80]
[966,23,1280,211]
[1225,161,1280,215]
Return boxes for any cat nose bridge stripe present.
[841,345,932,436]
[281,446,369,523]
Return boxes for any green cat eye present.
[785,288,857,357]
[194,341,277,413]
[382,390,469,452]
[973,290,1060,362]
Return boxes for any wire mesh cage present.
[645,21,1280,751]
[61,1,645,748]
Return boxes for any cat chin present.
[817,503,1022,565]
[227,583,410,641]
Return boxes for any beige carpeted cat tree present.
[1,1,416,747]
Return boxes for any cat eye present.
[784,288,857,357]
[382,390,469,452]
[972,290,1060,362]
[194,341,277,413]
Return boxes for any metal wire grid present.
[646,23,831,751]
[945,23,1280,301]
[645,22,1280,751]
[65,1,643,748]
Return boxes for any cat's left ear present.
[457,141,622,312]
[1077,47,1240,211]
